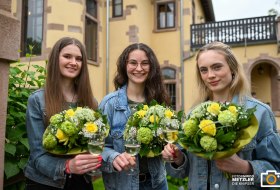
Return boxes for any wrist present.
[65,159,72,174]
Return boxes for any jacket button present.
[214,184,219,189]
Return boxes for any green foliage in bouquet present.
[42,107,109,155]
[124,100,182,157]
[179,101,258,160]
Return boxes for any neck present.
[212,91,232,103]
[61,79,76,102]
[127,82,145,102]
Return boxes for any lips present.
[209,81,219,86]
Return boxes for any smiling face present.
[59,44,82,81]
[197,50,233,100]
[126,49,150,86]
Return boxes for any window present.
[157,2,175,29]
[85,0,98,62]
[112,0,123,17]
[21,0,44,56]
[162,68,177,110]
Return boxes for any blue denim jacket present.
[166,96,280,190]
[99,85,167,190]
[24,89,68,188]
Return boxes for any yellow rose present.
[149,115,159,123]
[143,105,149,111]
[56,128,69,143]
[199,120,216,136]
[228,106,238,116]
[207,103,221,115]
[137,110,146,118]
[65,109,75,118]
[85,122,98,133]
[165,109,173,119]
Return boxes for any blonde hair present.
[195,41,250,105]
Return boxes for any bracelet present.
[65,160,71,174]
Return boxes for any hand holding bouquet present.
[42,107,109,155]
[179,101,258,160]
[124,100,182,157]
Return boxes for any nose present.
[135,63,143,70]
[207,69,215,78]
[70,57,78,65]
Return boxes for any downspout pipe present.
[180,0,184,111]
[106,0,110,94]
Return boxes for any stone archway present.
[244,54,280,116]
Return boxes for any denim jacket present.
[166,96,280,190]
[99,85,166,190]
[24,89,68,188]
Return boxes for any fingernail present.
[98,157,103,161]
[97,164,101,168]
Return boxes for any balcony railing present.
[191,15,277,49]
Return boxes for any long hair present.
[45,37,97,124]
[114,43,170,105]
[195,41,250,104]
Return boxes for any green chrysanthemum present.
[200,135,217,152]
[183,119,198,137]
[137,127,153,144]
[218,110,237,126]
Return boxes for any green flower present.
[137,127,153,144]
[60,121,77,136]
[200,135,217,152]
[49,114,63,126]
[43,133,57,150]
[183,119,198,137]
[218,110,237,126]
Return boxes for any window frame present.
[161,65,180,111]
[112,0,123,18]
[20,0,44,57]
[154,0,177,32]
[85,0,99,65]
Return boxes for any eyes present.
[127,60,150,69]
[199,64,223,74]
[63,54,82,62]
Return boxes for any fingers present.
[69,154,102,174]
[113,153,135,172]
[162,143,177,161]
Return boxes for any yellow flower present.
[65,109,75,117]
[149,115,159,123]
[228,106,238,116]
[165,109,173,119]
[199,120,216,136]
[137,110,147,118]
[207,103,221,115]
[85,122,98,133]
[143,105,149,111]
[166,130,179,142]
[56,128,69,143]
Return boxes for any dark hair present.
[45,37,97,123]
[114,43,170,105]
[195,41,250,104]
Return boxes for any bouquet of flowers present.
[124,100,182,157]
[42,107,109,155]
[179,101,258,160]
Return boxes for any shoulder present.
[28,88,45,102]
[245,97,274,116]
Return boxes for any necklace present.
[71,93,76,103]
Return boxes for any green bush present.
[4,47,46,190]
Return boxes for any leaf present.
[4,160,20,179]
[18,158,28,169]
[19,138,30,150]
[5,143,16,156]
[216,131,236,144]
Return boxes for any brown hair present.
[195,41,250,104]
[114,43,170,105]
[44,37,97,124]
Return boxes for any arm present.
[26,94,66,180]
[162,143,190,178]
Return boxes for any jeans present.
[139,177,168,190]
[25,175,93,190]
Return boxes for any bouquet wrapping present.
[179,101,258,160]
[124,100,182,157]
[42,107,109,155]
